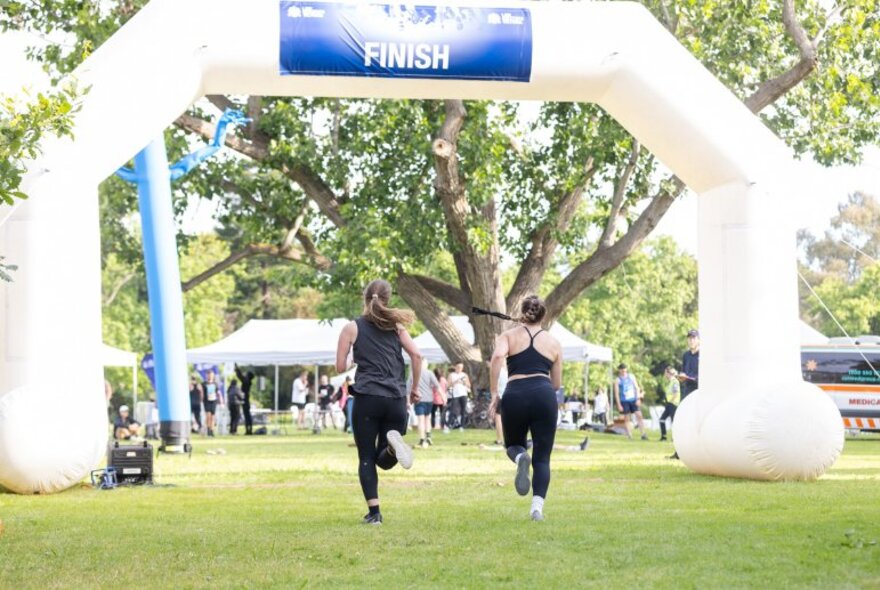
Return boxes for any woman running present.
[487,295,562,522]
[336,279,422,525]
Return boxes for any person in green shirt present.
[659,365,680,441]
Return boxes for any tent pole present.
[133,364,138,408]
[274,364,279,415]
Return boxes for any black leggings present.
[431,403,446,428]
[501,377,557,498]
[659,403,677,437]
[351,394,408,501]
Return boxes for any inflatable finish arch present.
[0,0,843,493]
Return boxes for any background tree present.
[560,236,699,402]
[798,192,880,337]
[6,0,879,386]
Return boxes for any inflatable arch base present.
[674,381,844,481]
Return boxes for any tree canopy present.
[799,192,880,337]
[5,0,879,384]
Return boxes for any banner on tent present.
[141,354,156,391]
[279,1,533,82]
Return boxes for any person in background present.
[228,378,243,434]
[680,329,700,401]
[114,405,140,440]
[235,365,255,435]
[567,392,584,425]
[592,387,608,426]
[318,374,335,430]
[431,368,448,434]
[335,376,353,433]
[291,371,309,429]
[613,364,647,440]
[408,365,440,448]
[671,329,700,459]
[448,362,471,430]
[189,376,204,434]
[659,365,680,442]
[145,395,159,440]
[202,370,222,437]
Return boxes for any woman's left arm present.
[550,343,563,390]
[399,327,422,402]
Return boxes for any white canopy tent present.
[101,343,138,406]
[800,320,829,345]
[412,316,613,364]
[186,318,349,411]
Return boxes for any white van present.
[801,336,880,431]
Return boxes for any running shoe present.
[514,452,531,496]
[530,510,544,522]
[361,512,383,525]
[579,436,590,451]
[387,430,414,469]
[641,433,648,441]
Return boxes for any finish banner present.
[279,1,533,82]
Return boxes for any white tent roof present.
[101,343,137,367]
[800,320,828,345]
[412,316,612,363]
[186,318,349,365]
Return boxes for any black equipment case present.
[107,440,154,485]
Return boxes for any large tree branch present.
[599,140,640,248]
[396,273,481,364]
[744,0,818,113]
[175,113,347,227]
[206,94,235,113]
[544,177,686,325]
[103,272,135,307]
[182,241,328,292]
[410,275,470,315]
[246,95,263,139]
[506,156,596,311]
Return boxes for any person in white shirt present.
[592,388,609,426]
[292,371,310,429]
[448,363,471,430]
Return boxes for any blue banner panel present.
[279,1,532,82]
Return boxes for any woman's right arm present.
[335,322,357,373]
[489,333,509,418]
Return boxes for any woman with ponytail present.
[336,279,422,525]
[486,295,562,522]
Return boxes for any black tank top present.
[506,326,554,376]
[352,316,406,398]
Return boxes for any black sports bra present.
[506,327,554,376]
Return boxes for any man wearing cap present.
[679,330,700,401]
[670,329,700,459]
[113,405,141,440]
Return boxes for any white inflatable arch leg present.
[0,0,842,492]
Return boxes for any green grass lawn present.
[1,428,879,589]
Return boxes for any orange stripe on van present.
[817,384,880,393]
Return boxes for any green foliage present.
[799,193,880,337]
[102,235,242,399]
[0,256,17,282]
[0,83,79,205]
[560,237,699,402]
[806,263,880,336]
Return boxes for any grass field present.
[1,427,879,589]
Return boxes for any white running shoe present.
[387,430,414,469]
[514,452,531,496]
[530,510,545,522]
